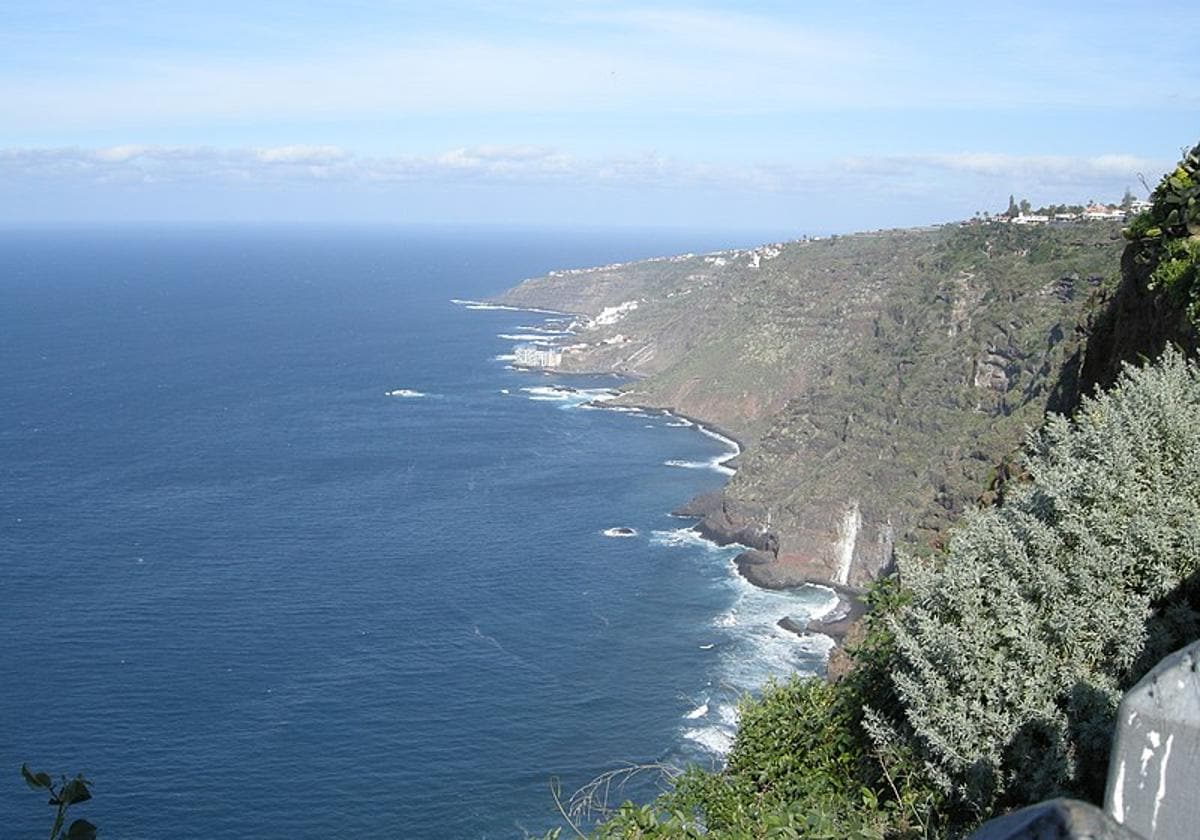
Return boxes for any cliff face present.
[497,223,1126,588]
[1054,244,1200,413]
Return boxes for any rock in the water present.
[968,798,1142,840]
[1105,639,1200,839]
[804,595,870,643]
[776,616,807,636]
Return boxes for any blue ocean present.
[0,227,834,838]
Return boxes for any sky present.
[2,0,1198,234]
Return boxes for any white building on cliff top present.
[514,344,562,368]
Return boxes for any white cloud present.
[0,145,1171,207]
[841,152,1169,186]
[254,145,347,164]
[432,145,572,176]
[91,145,153,163]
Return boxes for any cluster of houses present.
[980,198,1153,227]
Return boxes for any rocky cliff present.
[497,222,1126,588]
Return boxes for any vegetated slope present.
[589,349,1200,840]
[498,223,1125,587]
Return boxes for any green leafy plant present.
[21,764,97,840]
[1125,142,1200,322]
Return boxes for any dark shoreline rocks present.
[684,495,779,555]
[776,616,808,636]
[803,596,870,643]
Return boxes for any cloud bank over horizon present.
[0,143,1171,231]
[2,1,1196,231]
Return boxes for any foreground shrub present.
[884,348,1200,814]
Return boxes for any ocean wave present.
[649,527,727,551]
[521,386,573,399]
[682,725,735,755]
[712,573,838,695]
[713,610,739,628]
[653,415,741,474]
[655,537,839,759]
[497,333,566,342]
[520,386,619,408]
[591,405,643,414]
[804,584,843,622]
[602,527,637,538]
[580,405,638,415]
[717,703,740,729]
[516,325,574,335]
[663,457,735,476]
[493,354,517,362]
[695,424,740,474]
[684,702,709,720]
[450,299,565,315]
[385,389,426,398]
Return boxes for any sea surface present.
[0,226,834,838]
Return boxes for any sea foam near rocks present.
[515,325,574,335]
[650,526,723,550]
[652,526,839,758]
[663,457,736,476]
[497,333,568,342]
[450,298,565,315]
[659,417,739,475]
[520,386,619,408]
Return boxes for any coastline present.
[564,385,858,651]
[460,296,851,655]
[581,394,870,651]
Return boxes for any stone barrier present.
[1104,639,1200,839]
[971,639,1200,839]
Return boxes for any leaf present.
[65,819,98,840]
[59,777,93,806]
[21,764,53,791]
